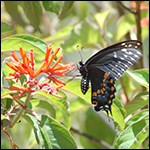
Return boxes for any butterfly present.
[79,40,142,116]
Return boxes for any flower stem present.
[6,92,31,130]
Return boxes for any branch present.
[70,127,112,149]
[117,1,136,14]
[119,77,129,103]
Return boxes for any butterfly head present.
[78,61,88,76]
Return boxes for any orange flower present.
[130,1,149,10]
[141,17,149,27]
[6,44,73,99]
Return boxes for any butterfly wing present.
[79,40,142,115]
[87,66,116,115]
[85,40,142,80]
[86,40,142,66]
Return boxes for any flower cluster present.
[6,44,73,100]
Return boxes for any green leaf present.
[21,1,42,31]
[1,22,15,38]
[27,114,77,149]
[63,79,91,104]
[33,90,71,129]
[111,98,126,130]
[125,92,149,116]
[127,69,149,88]
[94,10,110,29]
[4,1,26,27]
[31,99,56,119]
[42,1,62,15]
[114,110,149,149]
[80,107,115,149]
[59,1,74,18]
[114,13,135,41]
[1,34,46,58]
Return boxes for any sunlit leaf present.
[127,69,149,88]
[63,79,91,104]
[1,34,47,64]
[2,34,46,54]
[125,92,149,116]
[114,13,135,41]
[111,98,126,130]
[27,114,77,149]
[94,10,110,29]
[31,100,56,119]
[114,110,149,149]
[33,90,71,129]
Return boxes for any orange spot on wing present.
[97,90,101,94]
[104,73,110,79]
[92,92,97,97]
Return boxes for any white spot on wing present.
[128,51,133,55]
[124,64,128,68]
[124,54,128,58]
[131,57,136,61]
[134,54,139,58]
[137,51,141,55]
[137,43,141,45]
[128,44,132,47]
[127,61,132,65]
[121,43,126,46]
[121,68,125,71]
[121,48,127,52]
[113,52,117,58]
[118,72,121,76]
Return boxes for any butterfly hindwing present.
[88,67,116,115]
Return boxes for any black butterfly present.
[79,40,142,116]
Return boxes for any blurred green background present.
[1,1,149,149]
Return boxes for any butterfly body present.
[79,40,142,116]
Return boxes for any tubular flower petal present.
[5,44,74,99]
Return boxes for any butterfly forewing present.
[86,40,142,66]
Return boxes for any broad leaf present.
[114,110,149,149]
[27,114,77,149]
[125,92,149,116]
[127,69,149,88]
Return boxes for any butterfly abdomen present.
[81,74,89,94]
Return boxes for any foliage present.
[1,1,149,149]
